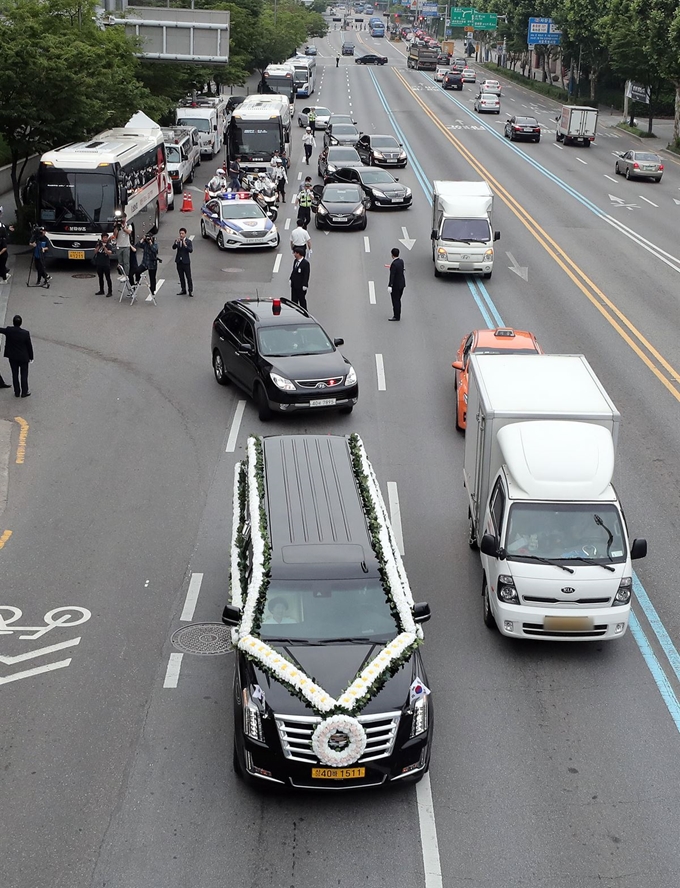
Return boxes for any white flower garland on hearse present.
[229,435,423,761]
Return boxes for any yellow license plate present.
[311,767,365,780]
[68,250,85,260]
[543,616,594,631]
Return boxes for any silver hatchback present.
[614,150,664,182]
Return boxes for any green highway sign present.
[449,8,498,29]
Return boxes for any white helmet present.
[306,126,311,132]
[258,172,266,178]
[216,168,225,176]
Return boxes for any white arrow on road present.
[609,193,639,211]
[506,252,528,281]
[399,226,416,250]
[0,636,81,665]
[674,198,680,205]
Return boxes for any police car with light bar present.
[200,191,279,250]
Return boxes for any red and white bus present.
[36,112,172,261]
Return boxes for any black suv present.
[442,70,463,90]
[224,434,433,790]
[211,298,358,419]
[341,42,355,55]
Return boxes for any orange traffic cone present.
[181,191,194,212]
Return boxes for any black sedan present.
[323,123,361,148]
[328,166,412,209]
[355,134,407,168]
[317,145,363,181]
[442,71,463,90]
[355,53,388,65]
[504,115,541,142]
[211,298,358,420]
[312,183,369,230]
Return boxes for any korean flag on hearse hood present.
[410,677,431,707]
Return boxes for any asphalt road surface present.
[2,21,680,888]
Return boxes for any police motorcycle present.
[240,172,279,222]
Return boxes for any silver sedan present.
[614,150,664,182]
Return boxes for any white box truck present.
[464,354,647,642]
[431,181,500,279]
[555,105,598,146]
[176,96,228,158]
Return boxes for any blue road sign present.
[528,17,561,46]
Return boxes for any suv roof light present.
[494,328,515,338]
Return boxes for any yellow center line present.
[14,417,29,465]
[0,530,12,549]
[392,66,680,402]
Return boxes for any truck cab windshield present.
[504,503,626,564]
[440,218,490,242]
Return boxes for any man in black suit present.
[1,315,33,397]
[172,228,193,296]
[289,248,310,310]
[387,247,406,321]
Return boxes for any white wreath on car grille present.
[311,714,368,767]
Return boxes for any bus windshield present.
[176,116,211,133]
[229,122,283,158]
[38,168,117,227]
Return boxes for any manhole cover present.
[171,622,233,655]
[72,273,96,279]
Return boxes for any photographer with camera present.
[29,226,51,288]
[134,232,160,299]
[93,232,113,296]
[172,228,193,297]
[112,214,133,280]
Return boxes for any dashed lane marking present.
[180,573,204,622]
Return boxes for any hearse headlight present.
[242,688,265,741]
[498,574,518,604]
[614,576,632,605]
[410,695,429,738]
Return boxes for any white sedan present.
[434,65,450,82]
[200,195,279,250]
[462,67,476,82]
[479,78,501,95]
[298,106,332,129]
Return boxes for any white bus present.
[291,56,316,97]
[36,112,171,261]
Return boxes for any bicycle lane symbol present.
[0,606,92,686]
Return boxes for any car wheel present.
[188,167,194,183]
[315,214,323,229]
[615,162,620,174]
[509,130,514,141]
[483,271,492,279]
[434,265,442,278]
[654,177,662,183]
[534,137,540,143]
[200,219,208,239]
[482,575,497,630]
[256,385,272,421]
[468,508,478,550]
[233,740,243,776]
[213,350,230,386]
[625,167,631,179]
[216,232,226,250]
[298,117,303,127]
[360,215,367,230]
[338,405,354,415]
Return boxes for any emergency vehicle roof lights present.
[272,298,281,316]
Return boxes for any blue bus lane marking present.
[368,65,680,735]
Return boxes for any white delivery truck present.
[176,95,228,158]
[162,126,201,193]
[555,105,598,146]
[464,353,647,642]
[431,180,500,279]
[239,94,292,141]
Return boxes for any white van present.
[176,95,228,158]
[162,126,201,193]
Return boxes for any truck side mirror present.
[431,229,437,240]
[630,538,647,560]
[480,533,499,557]
[413,601,431,623]
[222,604,241,626]
[494,230,500,241]
[452,360,463,370]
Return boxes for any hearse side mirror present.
[222,604,241,626]
[431,229,437,240]
[494,230,501,241]
[630,538,648,560]
[333,337,345,346]
[413,601,431,623]
[480,533,499,557]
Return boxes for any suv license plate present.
[309,398,336,407]
[68,250,85,260]
[312,767,365,780]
